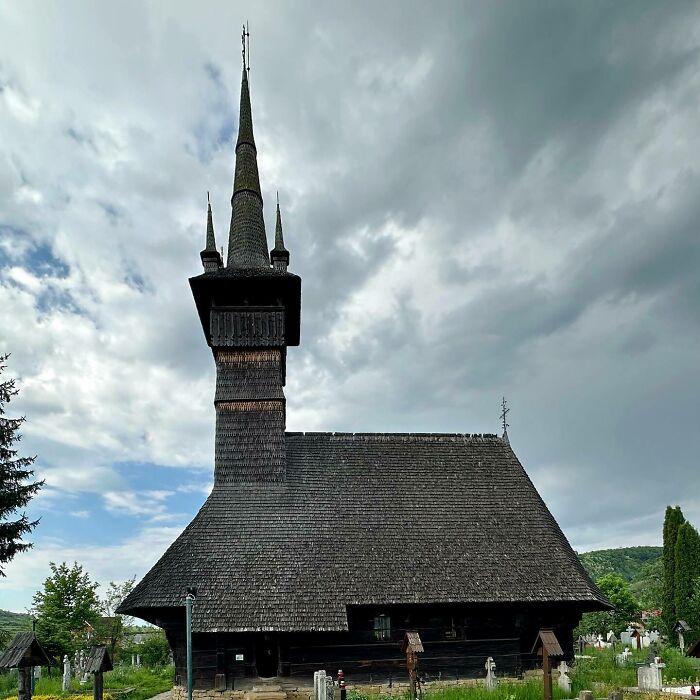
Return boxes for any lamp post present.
[185,588,197,700]
[31,616,37,695]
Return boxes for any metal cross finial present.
[500,396,510,434]
[242,23,250,74]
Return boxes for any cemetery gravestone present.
[63,655,71,691]
[484,657,497,690]
[0,632,51,700]
[403,631,424,700]
[84,647,113,700]
[637,657,665,691]
[532,630,564,700]
[557,660,572,693]
[313,670,328,700]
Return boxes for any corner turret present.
[271,193,290,272]
[200,193,223,272]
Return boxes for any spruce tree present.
[0,353,43,575]
[662,505,685,632]
[675,521,700,625]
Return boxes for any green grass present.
[569,648,640,694]
[0,665,174,700]
[659,647,700,686]
[348,646,700,700]
[424,679,573,700]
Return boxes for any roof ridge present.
[285,431,502,440]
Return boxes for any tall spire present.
[201,192,222,272]
[271,191,290,271]
[226,26,270,269]
[206,192,216,250]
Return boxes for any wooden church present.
[117,49,608,689]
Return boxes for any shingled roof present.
[0,632,52,669]
[118,433,608,631]
[226,66,270,270]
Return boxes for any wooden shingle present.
[0,632,51,669]
[118,433,609,631]
[532,629,564,657]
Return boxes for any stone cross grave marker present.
[313,670,328,700]
[62,655,71,691]
[637,656,665,691]
[484,657,497,690]
[557,660,572,693]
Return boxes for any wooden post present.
[542,646,552,700]
[18,667,32,700]
[408,652,418,700]
[403,632,423,700]
[93,671,103,700]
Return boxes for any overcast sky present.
[1,1,699,613]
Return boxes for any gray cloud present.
[0,0,699,608]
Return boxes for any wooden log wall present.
[162,603,582,687]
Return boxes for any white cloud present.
[0,524,183,612]
[176,481,214,496]
[0,1,699,612]
[69,510,91,519]
[103,490,175,518]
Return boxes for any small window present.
[374,614,391,641]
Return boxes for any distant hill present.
[0,609,31,637]
[577,546,662,583]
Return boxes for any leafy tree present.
[675,521,700,626]
[102,578,136,623]
[97,578,136,659]
[576,573,640,636]
[139,631,171,666]
[0,354,43,575]
[663,505,685,633]
[631,557,664,611]
[578,546,663,583]
[32,561,101,661]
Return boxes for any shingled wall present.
[214,349,286,483]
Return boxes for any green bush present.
[138,635,171,668]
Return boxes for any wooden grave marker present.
[84,646,113,700]
[532,630,564,700]
[403,631,424,700]
[0,632,51,700]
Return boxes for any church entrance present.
[255,634,279,677]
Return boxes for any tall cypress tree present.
[0,354,43,575]
[662,505,685,632]
[675,521,700,625]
